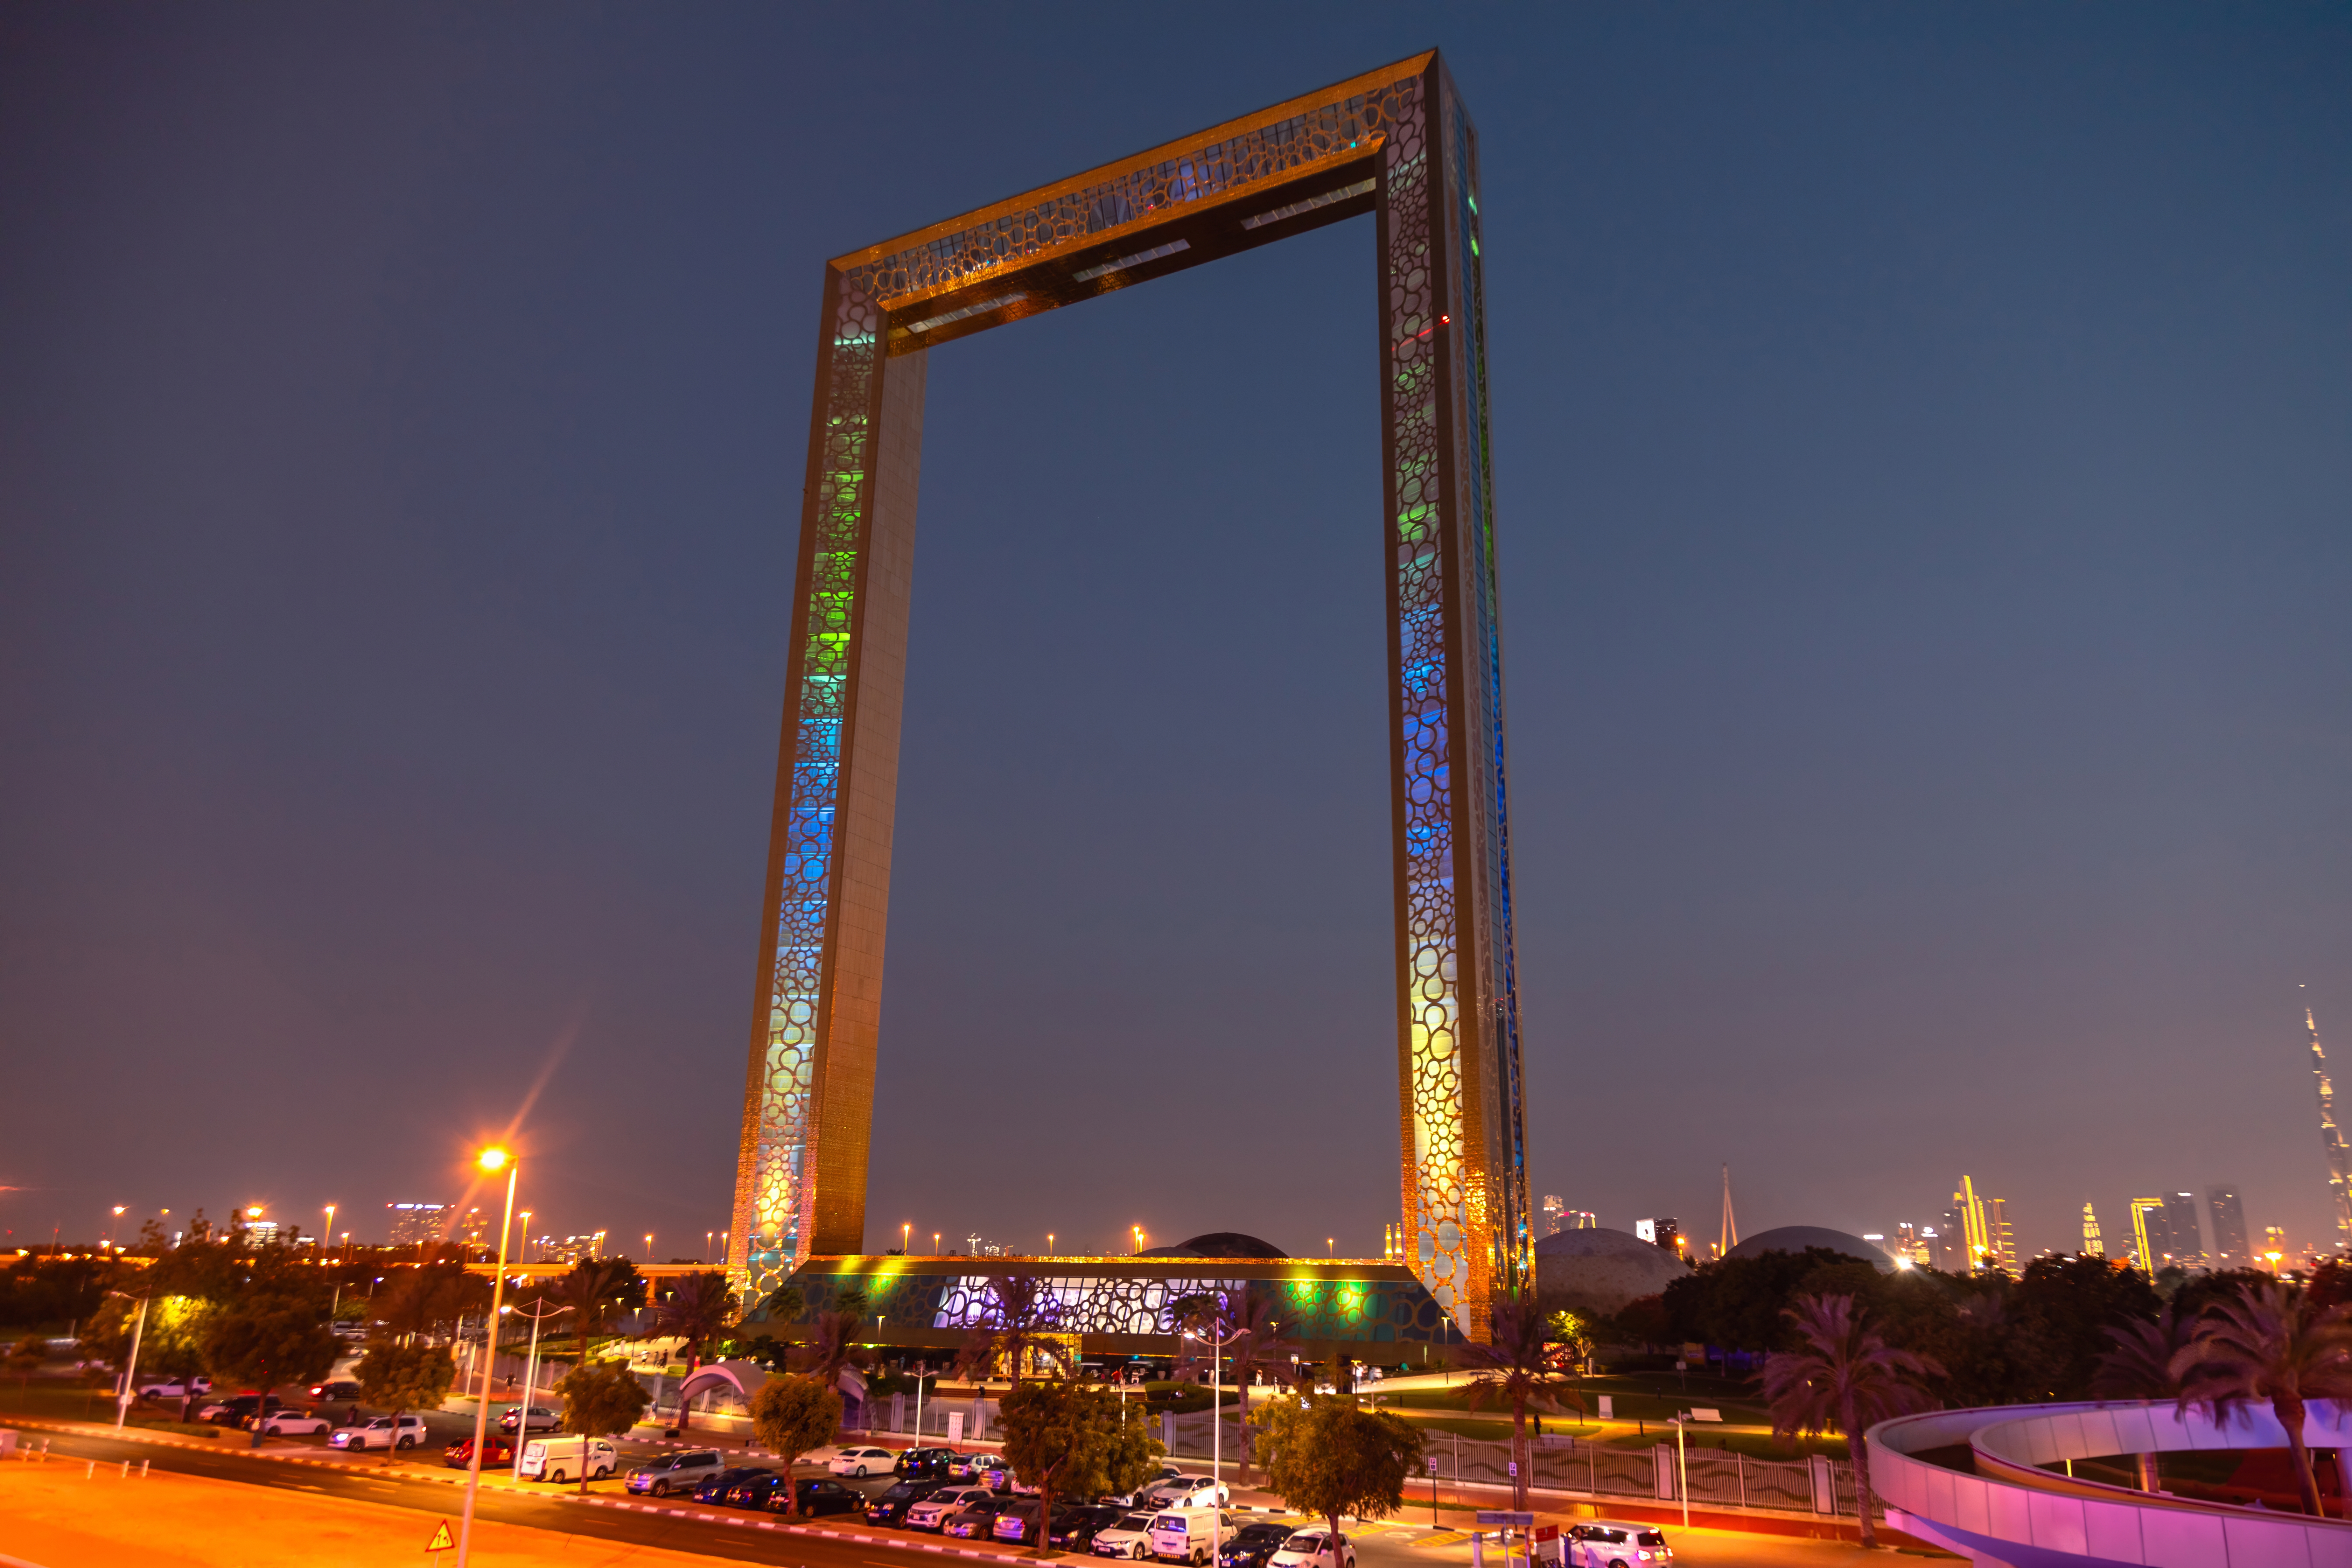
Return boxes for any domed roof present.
[1726,1226,1896,1271]
[1175,1232,1287,1260]
[1533,1227,1689,1317]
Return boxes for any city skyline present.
[4,8,2350,1268]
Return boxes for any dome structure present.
[1533,1227,1689,1316]
[1725,1226,1897,1271]
[1136,1232,1288,1260]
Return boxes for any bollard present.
[141,1459,150,1478]
[85,1460,94,1478]
[120,1460,129,1478]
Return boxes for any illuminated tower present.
[2129,1196,2166,1272]
[1956,1177,1990,1271]
[2081,1202,2104,1258]
[2309,1007,2352,1246]
[2207,1186,2249,1267]
[1719,1164,1740,1259]
[1986,1197,2018,1276]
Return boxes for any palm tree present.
[2092,1307,2192,1492]
[2171,1281,2352,1517]
[555,1258,644,1365]
[953,1276,1060,1387]
[1461,1292,1582,1513]
[1759,1293,1944,1549]
[1170,1289,1290,1482]
[648,1272,738,1435]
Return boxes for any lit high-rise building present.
[2208,1186,2250,1267]
[2308,1008,2352,1247]
[1954,1177,1993,1271]
[2163,1191,2205,1267]
[2129,1197,2168,1272]
[2081,1202,2104,1258]
[386,1202,448,1247]
[1986,1197,2019,1276]
[1542,1196,1564,1237]
[2264,1225,2290,1270]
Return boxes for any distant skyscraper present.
[1954,1177,1992,1271]
[1986,1197,2019,1276]
[1542,1195,1564,1237]
[2081,1202,2104,1258]
[2163,1191,2205,1267]
[2208,1186,2250,1267]
[2264,1225,2290,1269]
[2129,1196,2169,1272]
[1569,1210,1597,1230]
[386,1202,448,1247]
[2309,1008,2352,1246]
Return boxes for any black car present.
[896,1446,957,1478]
[307,1379,364,1402]
[694,1466,774,1504]
[1220,1522,1297,1568]
[1051,1506,1127,1552]
[206,1395,283,1427]
[867,1478,947,1526]
[942,1494,1011,1539]
[772,1476,863,1517]
[723,1471,791,1510]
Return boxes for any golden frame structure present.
[729,50,1529,1337]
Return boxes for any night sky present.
[4,5,2349,1269]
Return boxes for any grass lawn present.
[0,1376,240,1438]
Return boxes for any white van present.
[519,1434,618,1483]
[1149,1507,1232,1565]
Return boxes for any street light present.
[505,1298,571,1486]
[457,1146,518,1568]
[1132,1225,1145,1255]
[932,1232,941,1255]
[107,1205,125,1251]
[323,1205,336,1257]
[645,1233,654,1263]
[106,1287,150,1432]
[903,1223,911,1255]
[1181,1317,1231,1564]
[1047,1233,1055,1257]
[519,1212,532,1264]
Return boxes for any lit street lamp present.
[1181,1317,1231,1563]
[505,1297,571,1486]
[457,1146,519,1568]
[107,1287,149,1432]
[323,1205,336,1258]
[645,1233,654,1263]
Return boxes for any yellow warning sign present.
[426,1519,456,1553]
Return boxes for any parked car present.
[993,1499,1049,1544]
[307,1379,363,1401]
[517,1435,617,1484]
[136,1376,211,1399]
[694,1466,775,1504]
[1150,1508,1235,1566]
[628,1449,727,1497]
[775,1476,864,1517]
[197,1394,282,1426]
[330,1414,428,1451]
[498,1405,561,1435]
[896,1446,956,1478]
[950,1452,1011,1485]
[1092,1511,1163,1560]
[1219,1522,1297,1568]
[1267,1528,1356,1568]
[1567,1523,1672,1568]
[257,1410,334,1437]
[443,1434,516,1469]
[905,1485,994,1532]
[944,1494,1014,1538]
[829,1444,898,1477]
[866,1478,948,1526]
[1145,1477,1230,1509]
[724,1471,792,1510]
[1051,1504,1128,1552]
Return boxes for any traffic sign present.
[426,1520,455,1553]
[1476,1511,1535,1527]
[1428,1456,1441,1473]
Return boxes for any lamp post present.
[933,1232,941,1255]
[709,1230,716,1263]
[645,1233,654,1263]
[457,1147,518,1568]
[1183,1319,1230,1563]
[106,1288,149,1432]
[1670,1414,1689,1530]
[323,1205,336,1258]
[506,1299,571,1484]
[519,1213,532,1264]
[1047,1233,1055,1258]
[903,1223,911,1255]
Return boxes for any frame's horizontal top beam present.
[827,51,1435,350]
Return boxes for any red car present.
[443,1433,517,1469]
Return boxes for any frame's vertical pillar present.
[730,267,926,1308]
[1380,59,1529,1340]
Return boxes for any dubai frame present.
[729,50,1530,1336]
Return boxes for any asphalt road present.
[20,1426,1021,1567]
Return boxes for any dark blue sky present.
[4,5,2348,1267]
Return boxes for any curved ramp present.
[1869,1400,2352,1568]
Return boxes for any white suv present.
[331,1414,428,1451]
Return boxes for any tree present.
[1001,1379,1166,1557]
[8,1335,44,1390]
[553,1258,648,1362]
[1175,1289,1289,1481]
[799,1309,867,1386]
[2091,1306,2193,1492]
[2171,1280,2352,1517]
[375,1263,490,1345]
[201,1294,340,1438]
[1461,1293,1581,1511]
[953,1275,1061,1386]
[556,1362,651,1494]
[750,1373,842,1514]
[1260,1394,1423,1550]
[1759,1294,1944,1549]
[647,1271,738,1435]
[353,1340,457,1452]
